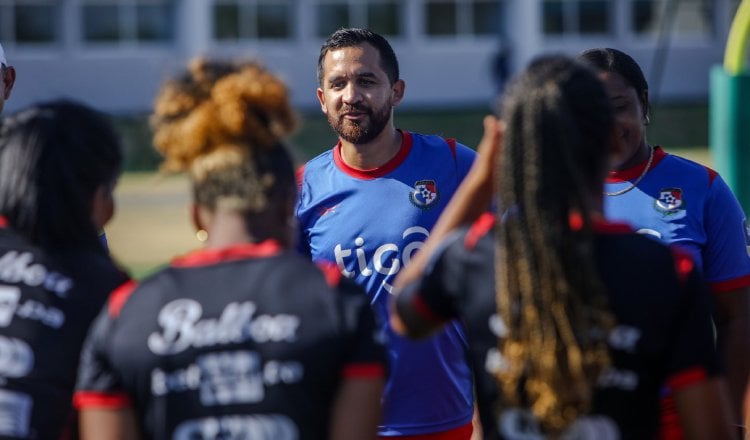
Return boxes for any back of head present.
[0,100,123,251]
[317,28,399,85]
[495,55,615,433]
[151,58,297,231]
[577,47,649,108]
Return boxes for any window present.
[316,1,404,38]
[82,0,174,43]
[424,0,503,37]
[542,0,612,36]
[213,0,293,41]
[0,1,60,44]
[632,0,713,37]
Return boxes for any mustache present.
[341,104,370,114]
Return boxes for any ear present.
[640,89,650,120]
[3,66,16,100]
[190,203,207,233]
[91,184,115,232]
[316,87,328,115]
[391,79,405,107]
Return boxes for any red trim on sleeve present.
[315,260,342,287]
[411,294,447,324]
[73,391,132,409]
[295,164,306,190]
[709,274,750,295]
[665,366,708,391]
[333,131,413,179]
[464,212,495,250]
[669,246,695,285]
[445,137,457,161]
[0,216,7,228]
[342,363,386,378]
[393,422,473,440]
[108,280,138,318]
[171,240,283,268]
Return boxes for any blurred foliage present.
[112,103,709,172]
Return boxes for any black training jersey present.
[0,221,128,439]
[396,213,721,439]
[75,240,387,440]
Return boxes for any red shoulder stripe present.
[108,280,138,318]
[445,137,457,161]
[73,391,132,409]
[705,166,718,186]
[464,212,495,250]
[665,366,708,391]
[295,164,306,190]
[342,363,386,378]
[315,260,342,287]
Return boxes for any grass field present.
[108,104,713,278]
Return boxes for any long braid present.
[494,56,615,433]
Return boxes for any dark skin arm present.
[674,377,736,439]
[714,286,750,428]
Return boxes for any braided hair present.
[494,55,616,433]
[151,58,298,240]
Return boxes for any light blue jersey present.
[296,131,476,436]
[605,146,750,294]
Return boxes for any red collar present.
[333,130,412,179]
[606,146,666,183]
[171,240,284,268]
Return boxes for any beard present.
[327,102,391,145]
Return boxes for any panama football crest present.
[410,180,439,209]
[654,188,684,213]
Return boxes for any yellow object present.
[725,0,750,74]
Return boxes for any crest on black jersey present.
[410,180,439,209]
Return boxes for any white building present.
[0,0,743,114]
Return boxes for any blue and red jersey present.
[296,131,477,436]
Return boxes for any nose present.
[342,83,362,105]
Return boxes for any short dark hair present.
[0,100,123,251]
[317,28,400,86]
[577,47,650,116]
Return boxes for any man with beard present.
[296,28,478,439]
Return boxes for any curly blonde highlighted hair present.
[151,58,297,215]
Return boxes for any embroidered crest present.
[409,180,439,209]
[654,188,684,213]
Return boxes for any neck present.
[615,141,651,171]
[339,125,402,170]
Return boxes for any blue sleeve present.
[454,142,476,180]
[702,174,750,290]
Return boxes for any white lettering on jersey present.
[0,389,32,437]
[148,299,300,355]
[498,408,620,439]
[174,414,298,440]
[608,325,641,353]
[333,226,429,293]
[0,285,65,329]
[0,336,34,378]
[0,251,73,297]
[598,368,639,390]
[151,350,303,405]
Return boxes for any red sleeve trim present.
[464,212,495,250]
[73,391,132,409]
[0,216,8,228]
[411,294,447,324]
[445,138,457,161]
[315,260,342,287]
[709,274,750,295]
[295,164,306,190]
[665,366,708,391]
[342,363,386,378]
[669,246,695,285]
[108,280,138,318]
